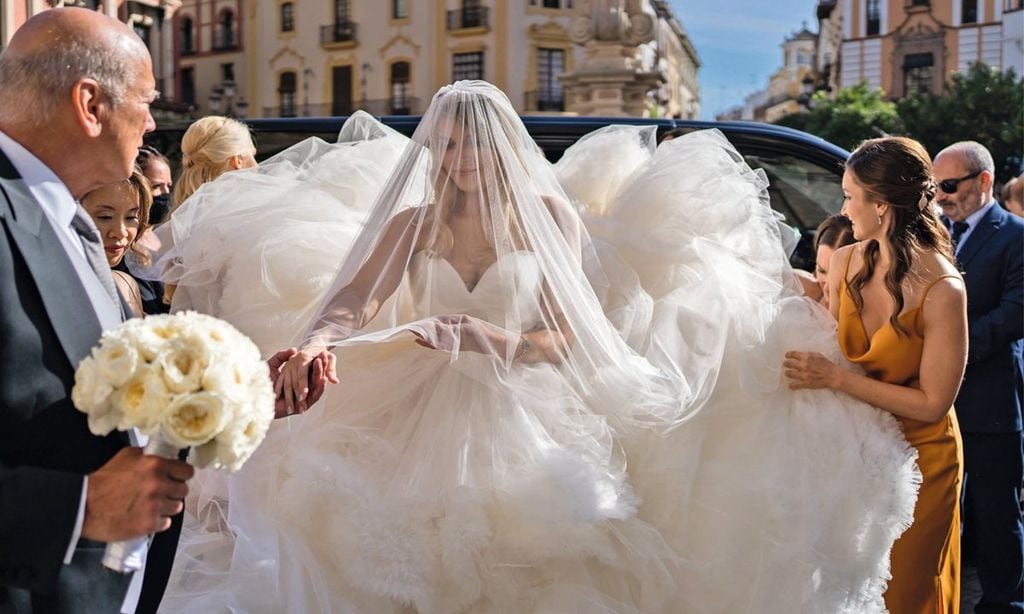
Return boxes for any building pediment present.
[269,46,305,68]
[894,8,945,40]
[379,34,421,59]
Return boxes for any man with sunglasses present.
[935,141,1024,613]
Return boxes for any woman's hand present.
[412,315,514,357]
[783,351,845,390]
[270,345,338,417]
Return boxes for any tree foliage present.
[776,64,1024,182]
[774,83,902,151]
[896,64,1023,183]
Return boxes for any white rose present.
[93,336,139,387]
[161,391,231,448]
[157,333,211,394]
[213,411,269,471]
[132,315,189,360]
[71,356,113,413]
[201,361,248,401]
[112,363,171,434]
[72,356,121,435]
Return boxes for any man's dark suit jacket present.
[954,203,1024,434]
[0,149,180,613]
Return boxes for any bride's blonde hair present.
[172,116,255,213]
[424,97,529,261]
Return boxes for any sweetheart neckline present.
[415,251,534,294]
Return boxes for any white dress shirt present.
[953,200,997,256]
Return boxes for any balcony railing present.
[320,21,358,45]
[523,90,565,112]
[211,30,238,51]
[447,6,489,30]
[262,97,423,118]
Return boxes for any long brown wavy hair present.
[845,137,955,336]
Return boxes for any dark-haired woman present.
[785,136,967,613]
[813,213,855,309]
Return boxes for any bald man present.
[935,142,1024,613]
[0,9,195,614]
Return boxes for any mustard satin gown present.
[837,256,963,614]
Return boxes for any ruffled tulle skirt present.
[162,341,679,613]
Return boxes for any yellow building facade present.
[839,0,1024,98]
[172,0,700,118]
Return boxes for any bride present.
[159,81,919,613]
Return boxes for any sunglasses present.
[938,169,983,194]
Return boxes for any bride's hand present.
[413,315,512,356]
[272,345,339,417]
[783,351,843,390]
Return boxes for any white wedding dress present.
[162,252,680,614]
[158,107,920,613]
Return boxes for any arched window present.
[280,2,294,32]
[278,71,297,117]
[180,16,196,55]
[215,9,236,50]
[390,61,411,114]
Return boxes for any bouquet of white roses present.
[72,311,275,572]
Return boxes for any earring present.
[876,211,883,226]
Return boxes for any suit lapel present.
[0,150,104,370]
[957,204,1005,269]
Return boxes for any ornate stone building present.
[838,0,1024,98]
[169,0,700,118]
[717,26,816,122]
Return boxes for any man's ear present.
[70,78,104,138]
[227,155,243,170]
[979,169,995,194]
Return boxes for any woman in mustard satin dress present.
[784,136,967,614]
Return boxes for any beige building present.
[814,0,844,94]
[719,26,815,122]
[839,0,1024,98]
[172,0,700,118]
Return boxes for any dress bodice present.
[408,250,544,328]
[836,260,957,387]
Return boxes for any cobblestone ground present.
[961,564,983,613]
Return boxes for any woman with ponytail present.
[785,136,967,612]
[161,116,256,304]
[172,115,256,212]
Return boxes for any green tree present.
[775,82,903,151]
[898,63,1024,183]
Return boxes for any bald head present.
[0,8,151,125]
[934,140,996,222]
[8,7,144,56]
[0,8,157,198]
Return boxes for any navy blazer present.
[0,148,177,613]
[953,203,1024,434]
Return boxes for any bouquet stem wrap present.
[101,434,181,573]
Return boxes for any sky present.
[669,0,819,120]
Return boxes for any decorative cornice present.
[268,45,305,67]
[379,33,421,57]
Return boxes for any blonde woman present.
[163,116,256,303]
[172,115,256,212]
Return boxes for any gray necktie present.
[69,206,121,310]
